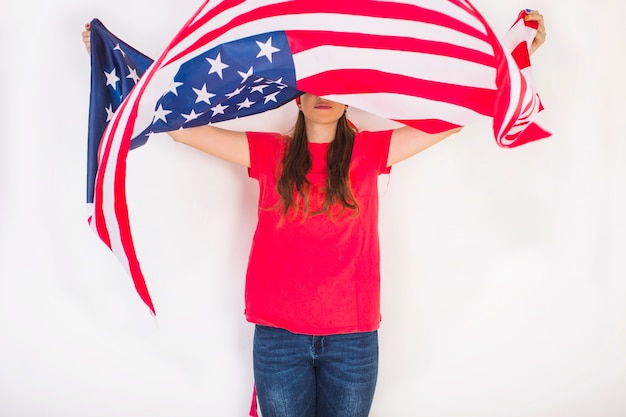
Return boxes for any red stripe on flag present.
[510,41,531,70]
[112,111,155,314]
[395,118,462,134]
[285,30,495,67]
[296,69,496,117]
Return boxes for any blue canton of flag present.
[142,31,301,139]
[87,18,152,205]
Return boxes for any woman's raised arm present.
[387,126,461,167]
[168,125,250,167]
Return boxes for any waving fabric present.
[87,0,549,314]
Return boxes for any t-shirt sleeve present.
[247,131,283,180]
[358,130,393,175]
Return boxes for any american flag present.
[87,0,549,315]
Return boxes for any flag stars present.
[113,43,126,57]
[225,86,245,99]
[269,77,287,89]
[237,98,256,109]
[165,81,184,96]
[193,84,216,104]
[104,68,120,90]
[153,104,172,124]
[182,109,203,123]
[126,66,140,84]
[264,91,280,104]
[250,84,269,94]
[238,66,254,84]
[207,53,229,79]
[105,104,115,122]
[211,103,228,116]
[256,37,280,63]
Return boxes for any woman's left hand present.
[525,10,546,55]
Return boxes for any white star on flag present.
[165,81,184,96]
[238,67,254,84]
[152,104,172,123]
[263,91,280,103]
[113,43,126,57]
[207,53,229,79]
[193,84,216,104]
[104,68,120,89]
[105,104,115,122]
[256,37,280,62]
[237,98,256,109]
[182,109,203,123]
[224,86,245,99]
[211,103,228,116]
[250,84,269,94]
[126,66,140,84]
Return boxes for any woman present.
[82,11,545,417]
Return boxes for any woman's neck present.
[306,122,337,143]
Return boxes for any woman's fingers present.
[525,10,546,55]
[82,23,91,55]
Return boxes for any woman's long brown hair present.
[276,110,358,219]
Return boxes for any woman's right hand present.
[82,23,91,55]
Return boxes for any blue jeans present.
[253,325,379,417]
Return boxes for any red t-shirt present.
[245,130,392,335]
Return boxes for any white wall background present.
[1,1,625,416]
